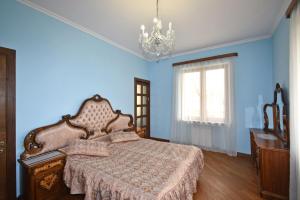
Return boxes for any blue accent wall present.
[148,39,274,154]
[272,18,290,97]
[0,0,148,196]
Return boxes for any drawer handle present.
[40,173,58,190]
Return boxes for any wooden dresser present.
[19,151,67,200]
[250,128,289,200]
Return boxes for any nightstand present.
[136,128,147,138]
[19,151,67,200]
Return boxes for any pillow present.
[60,139,110,157]
[110,131,140,143]
[105,115,133,133]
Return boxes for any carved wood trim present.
[21,117,89,160]
[68,94,118,121]
[67,94,135,136]
[263,103,272,131]
[286,0,297,18]
[21,94,136,159]
[102,110,134,134]
[39,173,58,190]
[101,110,121,134]
[34,160,64,175]
[263,83,289,147]
[263,103,278,132]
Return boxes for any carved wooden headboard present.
[21,94,134,159]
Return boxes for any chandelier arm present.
[156,0,159,18]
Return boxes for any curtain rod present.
[172,53,238,67]
[286,0,297,18]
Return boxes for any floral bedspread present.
[64,139,204,200]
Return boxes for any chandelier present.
[139,0,175,60]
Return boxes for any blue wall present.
[272,18,290,97]
[0,0,290,197]
[0,0,148,196]
[148,39,274,154]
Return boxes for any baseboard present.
[149,136,170,142]
[237,152,251,158]
[149,138,251,157]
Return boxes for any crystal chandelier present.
[139,0,175,60]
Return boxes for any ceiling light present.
[139,0,175,60]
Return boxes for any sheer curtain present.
[289,2,300,199]
[171,59,236,156]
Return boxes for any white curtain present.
[171,59,236,156]
[289,2,300,199]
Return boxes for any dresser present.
[250,128,289,200]
[19,151,67,200]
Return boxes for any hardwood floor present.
[194,151,262,200]
[64,151,262,200]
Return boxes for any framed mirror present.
[263,83,289,146]
[263,104,274,129]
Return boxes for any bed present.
[20,94,204,200]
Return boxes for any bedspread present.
[64,139,204,200]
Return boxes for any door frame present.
[134,77,150,137]
[0,47,16,200]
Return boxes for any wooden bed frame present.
[21,94,135,160]
[19,94,138,200]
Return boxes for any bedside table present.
[136,128,147,138]
[134,127,147,138]
[19,151,67,200]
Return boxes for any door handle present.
[0,140,5,153]
[0,140,5,146]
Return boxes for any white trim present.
[161,35,272,60]
[17,0,145,60]
[271,0,292,34]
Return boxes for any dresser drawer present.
[34,159,64,176]
[35,170,64,200]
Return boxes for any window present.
[181,64,226,124]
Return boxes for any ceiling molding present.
[160,35,272,61]
[17,0,280,63]
[17,0,145,60]
[271,0,292,34]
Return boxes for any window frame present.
[181,63,227,124]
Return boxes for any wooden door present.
[134,78,150,138]
[0,47,16,200]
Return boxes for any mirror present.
[264,104,274,130]
[276,91,284,131]
[263,83,289,145]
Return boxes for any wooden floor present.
[64,151,262,200]
[194,151,262,200]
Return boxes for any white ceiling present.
[20,0,290,59]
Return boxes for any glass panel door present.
[134,78,150,138]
